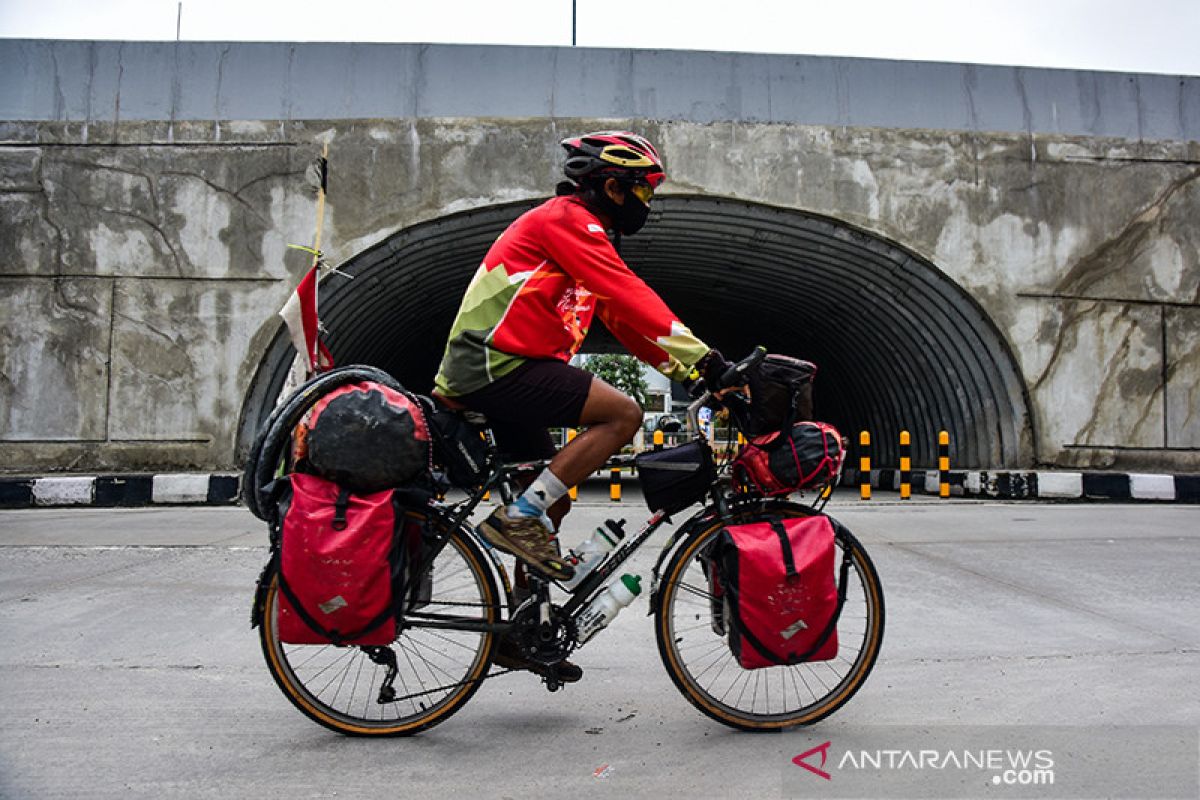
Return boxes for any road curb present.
[2,469,1197,509]
[0,474,241,509]
[848,469,1200,503]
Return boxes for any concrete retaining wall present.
[1,41,1198,474]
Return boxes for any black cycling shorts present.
[458,359,594,461]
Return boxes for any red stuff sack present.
[733,421,845,497]
[300,381,431,493]
[275,473,407,645]
[716,515,845,669]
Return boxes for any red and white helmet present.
[560,131,666,189]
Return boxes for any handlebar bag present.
[634,440,716,515]
[733,421,845,496]
[298,381,432,494]
[742,355,816,437]
[273,473,422,645]
[716,515,842,669]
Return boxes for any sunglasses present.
[628,183,655,205]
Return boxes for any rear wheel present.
[260,515,499,736]
[655,503,884,730]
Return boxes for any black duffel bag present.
[300,381,432,493]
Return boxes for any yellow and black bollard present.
[653,430,664,451]
[938,430,950,498]
[859,431,871,501]
[899,430,912,500]
[610,467,621,502]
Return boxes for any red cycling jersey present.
[434,194,708,397]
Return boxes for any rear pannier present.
[272,473,427,646]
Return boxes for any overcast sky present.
[1,0,1197,76]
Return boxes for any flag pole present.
[279,143,334,382]
[310,141,329,272]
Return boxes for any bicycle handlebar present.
[685,347,765,435]
[715,346,766,391]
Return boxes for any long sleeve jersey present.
[434,194,709,397]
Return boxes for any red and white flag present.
[279,264,333,376]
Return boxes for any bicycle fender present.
[250,555,278,630]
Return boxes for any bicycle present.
[245,350,885,735]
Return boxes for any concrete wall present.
[1,41,1198,472]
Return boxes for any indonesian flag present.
[279,264,333,376]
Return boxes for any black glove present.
[695,349,733,392]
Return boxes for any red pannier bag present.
[275,472,414,645]
[732,421,845,497]
[715,515,846,669]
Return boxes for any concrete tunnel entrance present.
[239,196,1034,470]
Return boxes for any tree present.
[582,354,649,409]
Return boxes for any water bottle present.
[561,519,627,591]
[576,574,642,644]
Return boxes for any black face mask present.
[586,183,651,235]
[614,194,650,235]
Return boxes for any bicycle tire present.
[259,512,500,736]
[655,503,884,731]
[241,364,402,520]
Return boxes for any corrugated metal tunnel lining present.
[240,196,1033,469]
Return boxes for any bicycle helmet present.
[560,131,666,189]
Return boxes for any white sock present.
[510,468,569,518]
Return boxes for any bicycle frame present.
[402,388,835,642]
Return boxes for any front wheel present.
[655,503,884,730]
[260,513,500,736]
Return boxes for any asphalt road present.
[1,490,1198,799]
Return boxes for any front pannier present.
[715,515,847,669]
[300,381,431,493]
[634,440,716,515]
[732,421,845,497]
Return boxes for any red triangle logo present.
[793,740,832,780]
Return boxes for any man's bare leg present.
[547,377,642,488]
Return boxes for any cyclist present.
[433,131,726,585]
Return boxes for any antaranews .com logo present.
[783,726,1197,799]
[793,740,1054,785]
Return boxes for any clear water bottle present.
[576,574,642,644]
[561,519,626,591]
